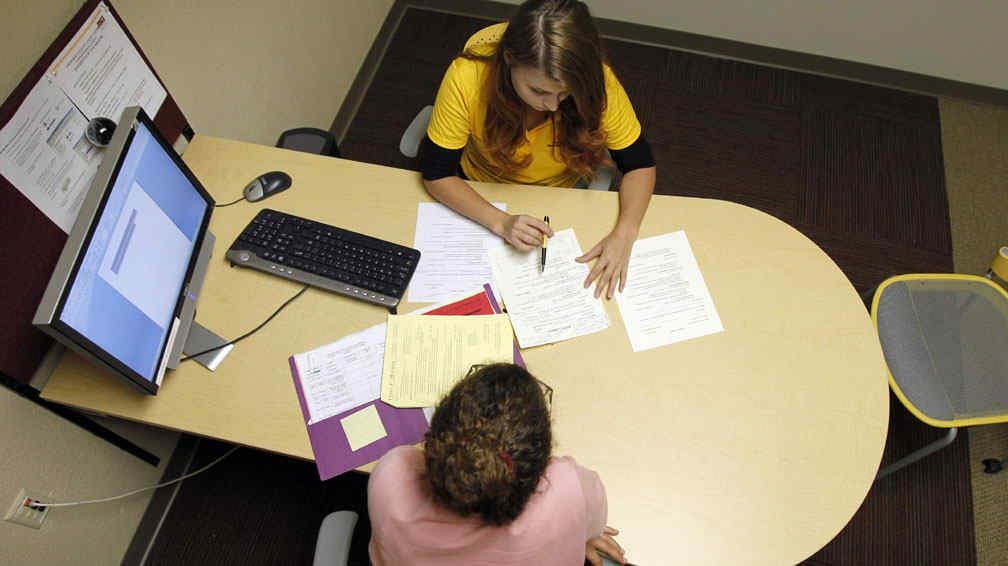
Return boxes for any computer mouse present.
[243,171,292,202]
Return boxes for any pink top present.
[368,445,607,566]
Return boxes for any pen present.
[540,216,549,273]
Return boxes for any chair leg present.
[875,427,958,480]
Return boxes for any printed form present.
[488,228,609,348]
[291,323,386,424]
[616,231,723,351]
[380,314,514,407]
[291,288,503,424]
[409,202,506,303]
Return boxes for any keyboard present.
[225,209,420,310]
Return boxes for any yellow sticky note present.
[380,314,514,407]
[340,404,386,451]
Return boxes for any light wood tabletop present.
[42,135,889,564]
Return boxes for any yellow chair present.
[871,247,1008,478]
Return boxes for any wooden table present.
[43,135,889,564]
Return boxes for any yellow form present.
[380,314,514,407]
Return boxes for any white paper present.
[0,78,100,232]
[98,182,190,329]
[489,228,609,348]
[409,202,506,303]
[46,2,166,122]
[616,231,724,351]
[292,323,386,424]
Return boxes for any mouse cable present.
[215,196,245,208]
[180,284,310,362]
[28,442,240,509]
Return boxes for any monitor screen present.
[52,113,212,388]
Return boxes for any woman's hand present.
[499,214,553,251]
[585,526,626,566]
[577,226,637,299]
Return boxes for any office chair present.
[871,247,1008,479]
[277,127,342,158]
[313,511,358,566]
[399,106,614,190]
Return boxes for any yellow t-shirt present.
[427,23,643,187]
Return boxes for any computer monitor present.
[33,106,215,394]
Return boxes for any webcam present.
[85,116,117,147]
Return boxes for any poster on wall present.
[0,78,99,232]
[0,0,167,233]
[47,1,167,126]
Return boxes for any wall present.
[115,0,394,145]
[0,390,178,566]
[0,0,391,564]
[498,0,1008,91]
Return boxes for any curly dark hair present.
[423,363,553,525]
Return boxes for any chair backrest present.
[313,511,358,566]
[400,105,434,158]
[875,275,1008,426]
[277,127,341,158]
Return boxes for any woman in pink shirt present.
[368,363,627,565]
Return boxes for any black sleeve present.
[420,136,464,181]
[609,135,655,175]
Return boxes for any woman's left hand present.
[577,226,637,299]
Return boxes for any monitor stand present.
[181,321,232,371]
[165,231,231,372]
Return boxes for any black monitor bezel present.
[49,108,215,394]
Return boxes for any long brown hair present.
[423,363,552,525]
[462,0,609,180]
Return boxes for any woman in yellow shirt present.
[421,0,656,299]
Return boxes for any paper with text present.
[616,231,724,351]
[0,78,99,232]
[380,314,514,407]
[489,228,609,348]
[340,404,387,451]
[409,202,506,303]
[47,2,166,122]
[292,323,386,424]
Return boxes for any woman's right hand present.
[499,214,553,251]
[585,526,626,565]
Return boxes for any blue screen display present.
[59,122,208,382]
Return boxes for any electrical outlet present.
[3,489,50,529]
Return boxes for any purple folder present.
[288,363,429,481]
[288,283,522,480]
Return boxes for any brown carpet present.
[939,97,1008,566]
[143,7,976,566]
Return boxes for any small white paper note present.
[410,202,506,303]
[616,231,724,351]
[340,404,387,451]
[292,323,386,424]
[489,228,609,348]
